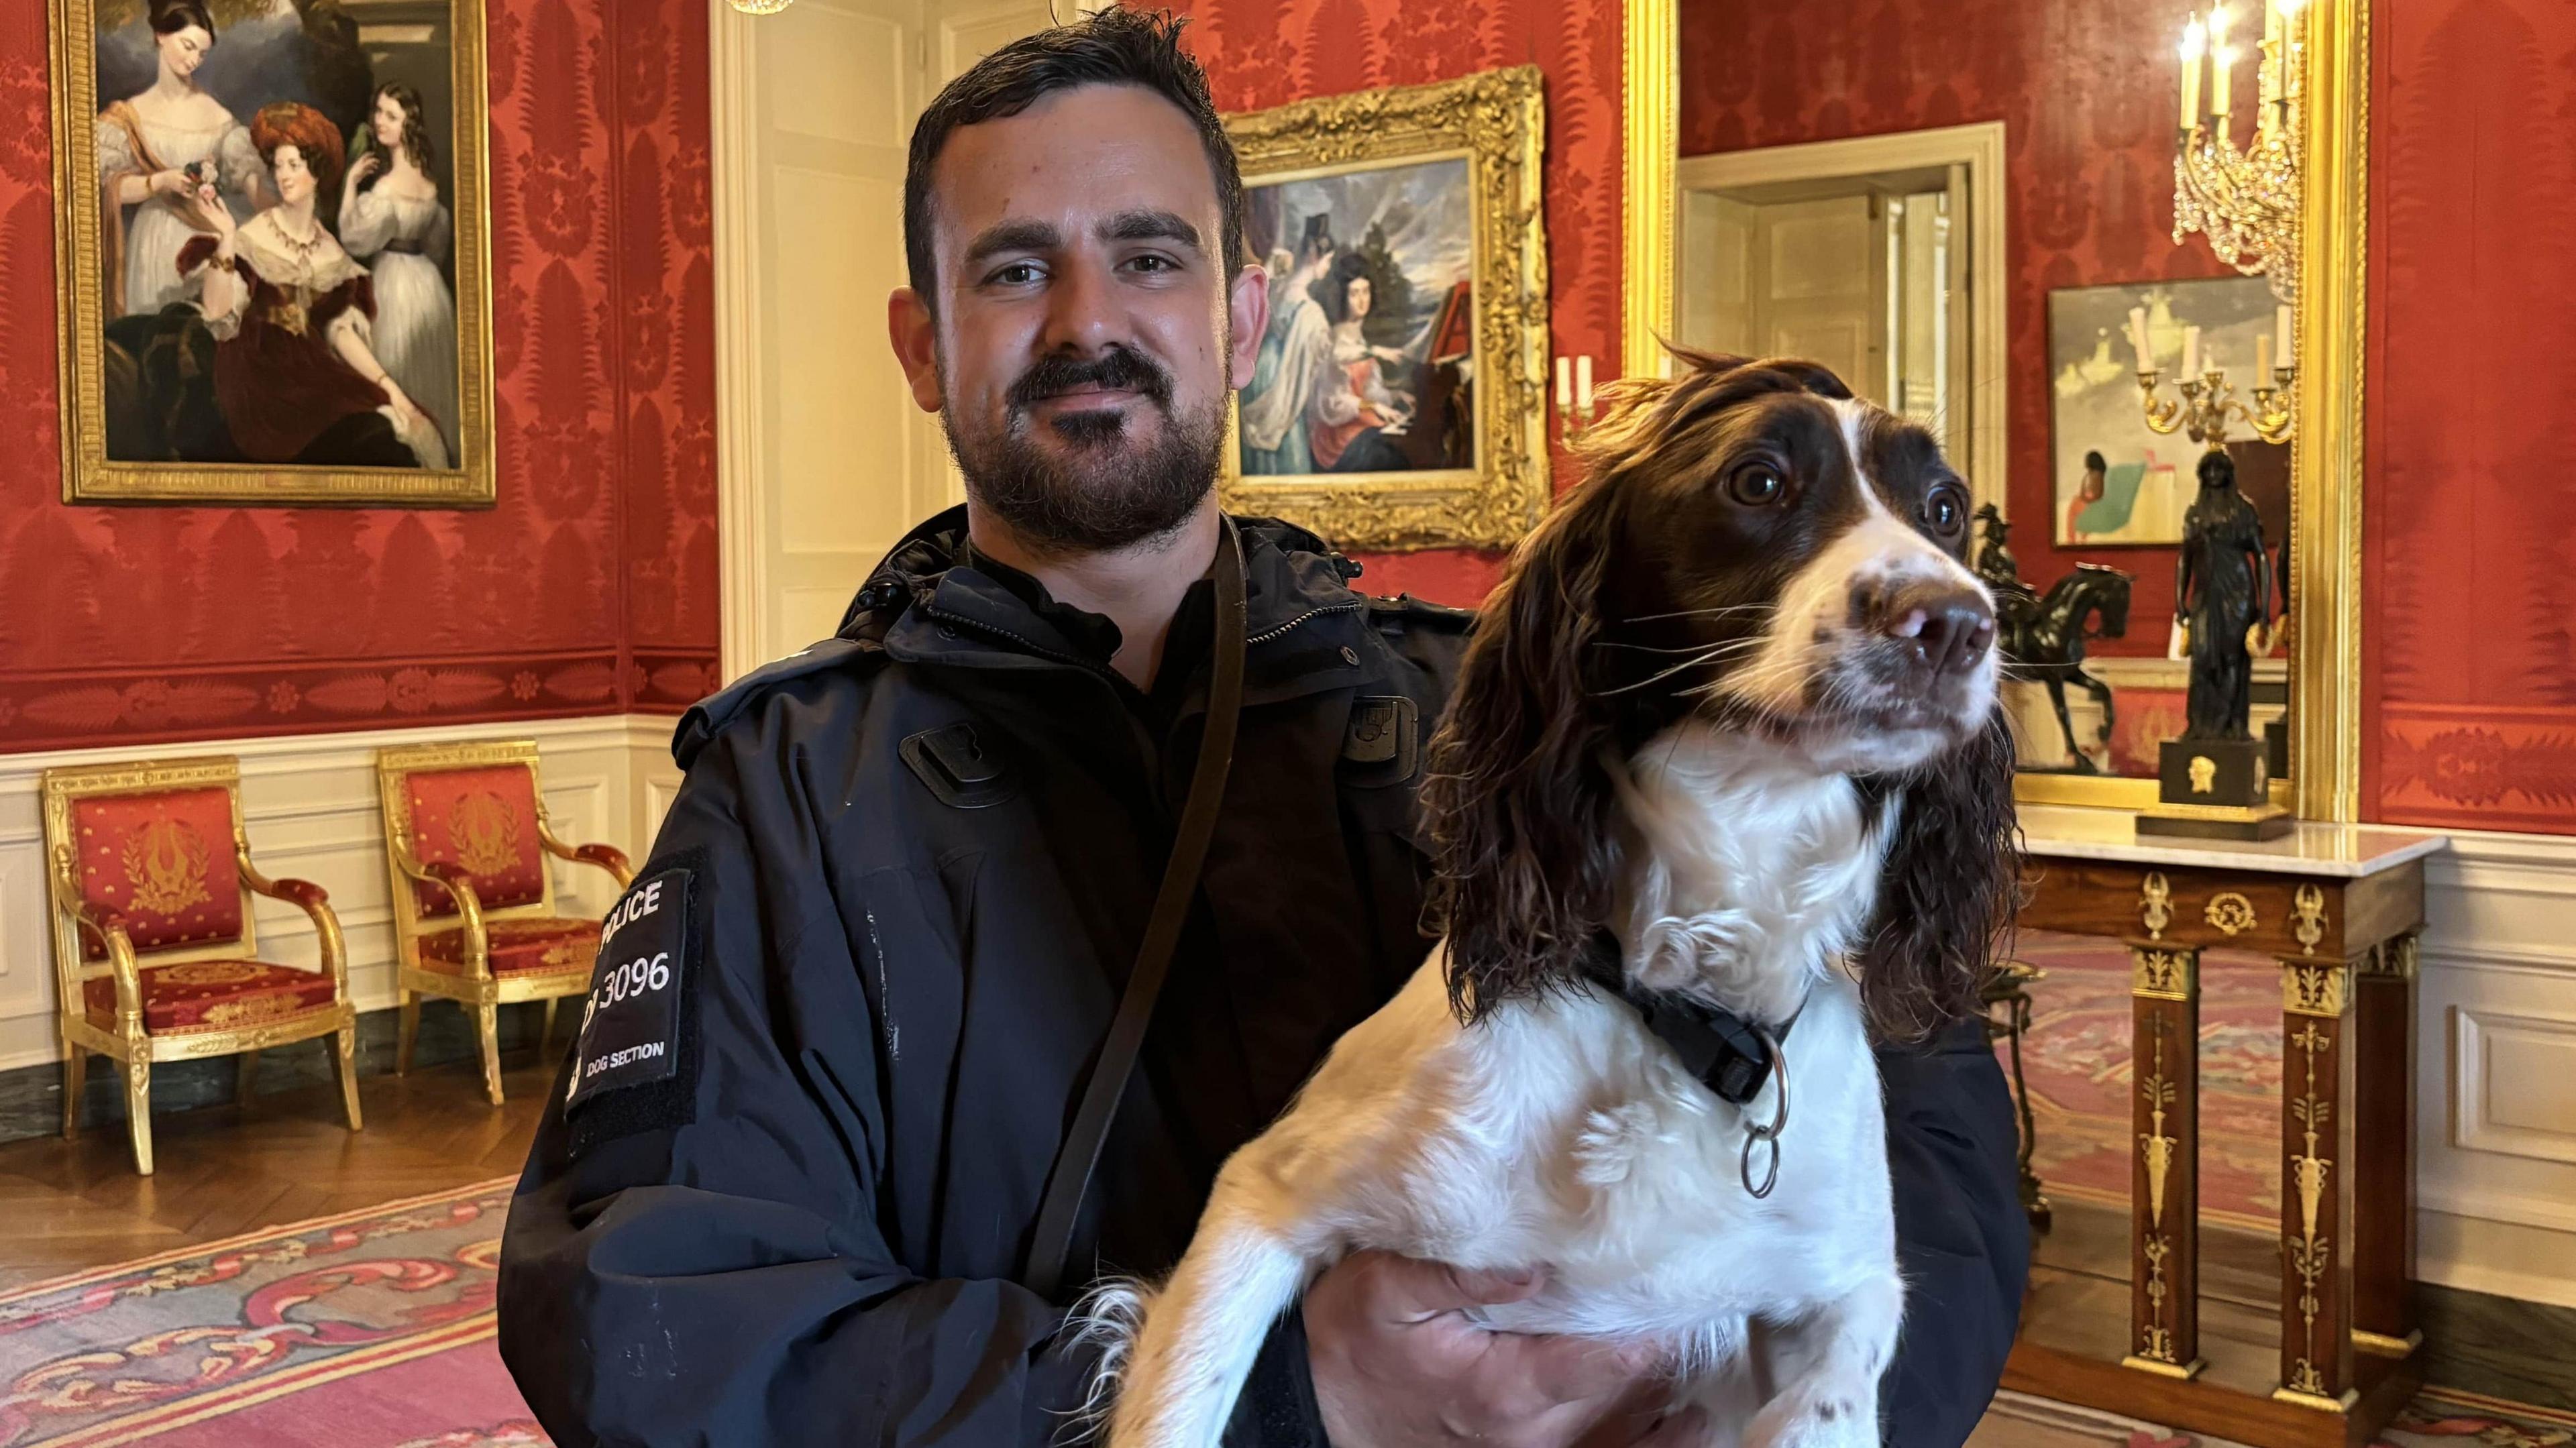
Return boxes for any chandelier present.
[2173,0,2306,304]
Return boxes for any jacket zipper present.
[1244,598,1363,646]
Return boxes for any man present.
[495,13,2027,1446]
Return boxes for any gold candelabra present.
[2174,0,2308,305]
[2137,361,2297,449]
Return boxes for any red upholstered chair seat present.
[417,916,600,978]
[83,960,339,1036]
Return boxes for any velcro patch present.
[566,867,691,1115]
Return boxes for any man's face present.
[890,84,1268,554]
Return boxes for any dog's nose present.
[1878,585,1995,678]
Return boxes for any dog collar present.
[1580,934,1803,1197]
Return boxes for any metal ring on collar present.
[1739,1023,1790,1199]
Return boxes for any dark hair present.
[2083,449,2106,472]
[1423,347,2023,1041]
[1316,252,1373,325]
[369,82,435,181]
[902,9,1244,307]
[150,0,215,38]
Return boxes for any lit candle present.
[2209,5,2235,119]
[1576,354,1594,410]
[1556,355,1572,409]
[2182,325,2202,378]
[2275,304,2294,370]
[2128,306,2151,372]
[2257,332,2273,380]
[2180,18,2206,127]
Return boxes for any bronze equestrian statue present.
[1976,505,2135,773]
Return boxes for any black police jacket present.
[496,508,2029,1447]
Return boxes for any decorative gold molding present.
[2292,883,2330,956]
[2283,961,2351,1017]
[2139,1029,2180,1229]
[2359,932,2418,980]
[1622,0,1676,382]
[48,0,496,506]
[2285,1018,2337,1402]
[2205,891,2259,936]
[2141,872,2174,940]
[2290,0,2369,822]
[2131,944,2196,1001]
[1218,68,1550,551]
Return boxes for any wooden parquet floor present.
[0,1054,553,1292]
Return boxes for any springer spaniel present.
[1082,351,2023,1447]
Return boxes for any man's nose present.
[1038,260,1120,357]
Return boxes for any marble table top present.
[2017,804,2449,878]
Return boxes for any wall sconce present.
[1555,354,1595,443]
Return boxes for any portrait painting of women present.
[1237,156,1477,480]
[1219,68,1548,553]
[54,0,492,505]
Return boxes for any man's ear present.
[887,288,943,413]
[1227,262,1271,390]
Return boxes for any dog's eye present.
[1727,464,1786,506]
[1923,486,1966,537]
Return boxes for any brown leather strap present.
[1024,516,1250,1301]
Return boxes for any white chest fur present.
[1087,725,1911,1448]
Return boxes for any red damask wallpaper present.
[0,0,719,755]
[2364,0,2576,834]
[1159,0,1626,607]
[1678,0,2236,655]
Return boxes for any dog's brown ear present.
[1664,341,1754,377]
[1421,485,1626,1025]
[1854,710,2024,1040]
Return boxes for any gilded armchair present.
[375,740,632,1105]
[40,756,363,1176]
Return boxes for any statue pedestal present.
[2141,738,2292,840]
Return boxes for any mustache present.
[1006,347,1173,412]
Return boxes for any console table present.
[2000,807,2447,1448]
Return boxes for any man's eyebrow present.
[963,219,1063,266]
[1099,209,1203,254]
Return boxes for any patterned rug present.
[0,1180,547,1447]
[1998,932,2284,1229]
[1978,1387,2576,1446]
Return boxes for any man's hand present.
[1305,1251,1701,1448]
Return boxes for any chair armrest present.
[390,843,492,977]
[237,834,349,993]
[537,822,635,889]
[47,846,144,1032]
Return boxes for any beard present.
[943,344,1227,554]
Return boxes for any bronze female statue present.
[2174,450,2273,740]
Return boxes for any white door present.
[713,0,1054,679]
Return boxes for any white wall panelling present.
[0,715,680,1076]
[2417,828,2576,1308]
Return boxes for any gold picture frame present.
[49,0,494,506]
[1625,0,2367,821]
[1219,66,1550,553]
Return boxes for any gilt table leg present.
[2125,942,2202,1379]
[2276,955,2361,1411]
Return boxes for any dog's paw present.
[1743,1381,1877,1448]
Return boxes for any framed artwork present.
[1222,66,1549,552]
[2047,275,2275,547]
[50,0,492,506]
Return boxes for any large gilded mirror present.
[1625,0,2365,825]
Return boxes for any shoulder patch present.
[672,637,882,769]
[1339,695,1421,788]
[566,859,705,1156]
